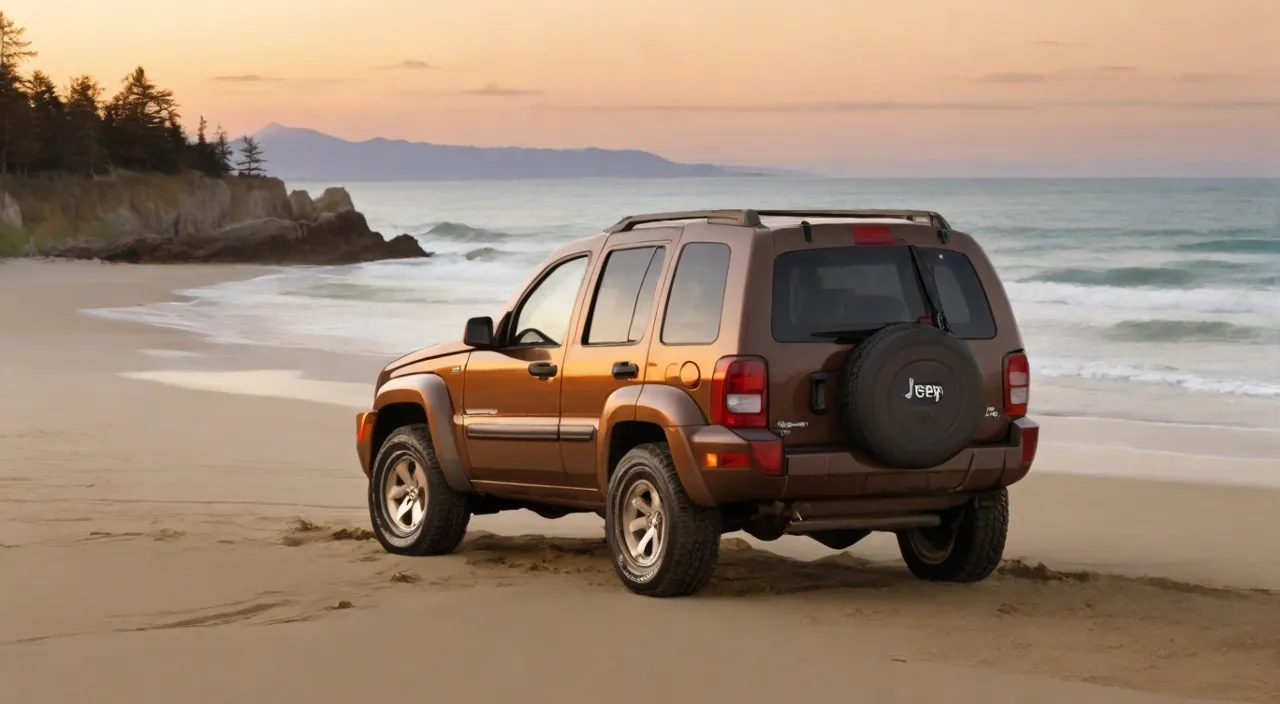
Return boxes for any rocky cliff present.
[0,171,427,264]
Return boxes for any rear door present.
[756,222,1010,450]
[559,233,672,488]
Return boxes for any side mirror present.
[463,316,495,349]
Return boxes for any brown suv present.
[355,209,1039,597]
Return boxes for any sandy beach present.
[1,259,1278,704]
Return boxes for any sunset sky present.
[9,0,1278,175]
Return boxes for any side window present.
[584,246,667,345]
[661,243,731,345]
[510,256,589,347]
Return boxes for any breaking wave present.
[1005,282,1280,316]
[1175,238,1280,255]
[1101,320,1277,344]
[1036,358,1280,398]
[421,221,514,243]
[1030,266,1198,288]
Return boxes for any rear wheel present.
[369,423,470,556]
[605,443,721,597]
[897,488,1008,583]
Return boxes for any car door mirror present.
[463,316,495,349]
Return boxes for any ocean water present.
[88,177,1280,418]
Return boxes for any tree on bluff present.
[0,11,236,178]
[236,134,267,177]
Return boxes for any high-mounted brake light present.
[1004,352,1030,418]
[711,356,768,429]
[852,224,896,246]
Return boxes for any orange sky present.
[9,0,1279,174]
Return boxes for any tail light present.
[1004,352,1030,418]
[711,356,768,429]
[852,224,896,246]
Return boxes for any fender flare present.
[595,384,714,505]
[374,373,474,494]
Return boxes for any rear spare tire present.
[836,323,984,468]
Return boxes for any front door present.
[462,254,591,488]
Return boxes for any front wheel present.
[897,488,1008,583]
[605,443,721,597]
[368,423,470,556]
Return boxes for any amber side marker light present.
[356,413,375,443]
[702,445,784,476]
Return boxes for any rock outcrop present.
[37,210,427,265]
[0,172,425,264]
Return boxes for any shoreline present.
[56,257,1280,431]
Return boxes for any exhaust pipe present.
[784,514,941,535]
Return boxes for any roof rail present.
[754,209,952,230]
[606,209,762,233]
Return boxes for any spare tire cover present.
[836,323,984,469]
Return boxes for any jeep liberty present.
[355,209,1039,597]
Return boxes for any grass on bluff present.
[0,226,31,258]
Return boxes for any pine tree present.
[236,134,266,177]
[0,11,36,70]
[64,75,103,175]
[105,66,180,172]
[0,11,36,174]
[213,124,233,174]
[26,71,70,172]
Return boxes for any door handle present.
[528,361,558,379]
[808,371,829,414]
[611,361,639,380]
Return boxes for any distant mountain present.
[249,124,792,181]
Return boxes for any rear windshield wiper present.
[810,325,893,341]
[907,245,951,334]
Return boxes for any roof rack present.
[606,208,951,234]
[606,209,762,233]
[754,209,952,230]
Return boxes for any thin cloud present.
[382,60,435,70]
[460,83,541,97]
[1178,72,1244,83]
[210,74,348,85]
[212,74,284,82]
[975,72,1049,84]
[535,99,1280,114]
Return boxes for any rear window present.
[772,246,995,342]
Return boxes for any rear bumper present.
[667,417,1039,508]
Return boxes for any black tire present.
[605,443,721,597]
[837,323,985,468]
[897,488,1008,583]
[368,423,470,556]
